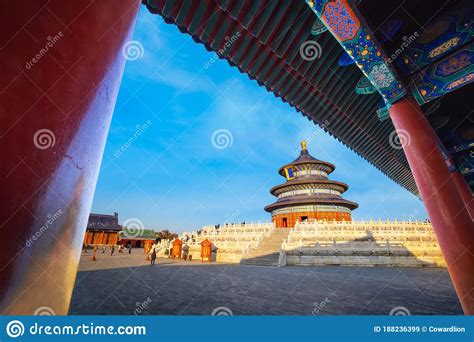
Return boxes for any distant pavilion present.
[83,213,122,246]
[265,141,358,227]
[118,228,157,249]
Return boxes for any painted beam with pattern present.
[399,1,473,75]
[305,0,406,106]
[411,42,474,105]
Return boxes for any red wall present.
[272,211,351,228]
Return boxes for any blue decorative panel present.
[306,0,406,106]
[411,43,474,104]
[400,2,473,75]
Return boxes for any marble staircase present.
[241,228,291,266]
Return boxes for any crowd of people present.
[83,235,199,267]
[83,242,136,256]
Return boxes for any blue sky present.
[91,8,428,233]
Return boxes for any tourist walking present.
[128,245,132,254]
[150,249,156,266]
[91,246,97,261]
[149,239,162,266]
[110,245,115,256]
[182,243,190,260]
[167,239,173,258]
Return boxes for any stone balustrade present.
[282,220,445,267]
[185,222,275,262]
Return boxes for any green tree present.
[156,229,178,240]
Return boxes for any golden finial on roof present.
[301,140,307,150]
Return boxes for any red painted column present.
[389,98,474,314]
[453,171,474,220]
[0,0,140,314]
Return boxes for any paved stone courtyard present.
[69,249,463,315]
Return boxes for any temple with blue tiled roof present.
[265,141,358,227]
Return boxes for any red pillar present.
[453,171,474,220]
[389,98,474,314]
[0,0,140,314]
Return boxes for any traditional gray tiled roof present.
[87,213,122,231]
